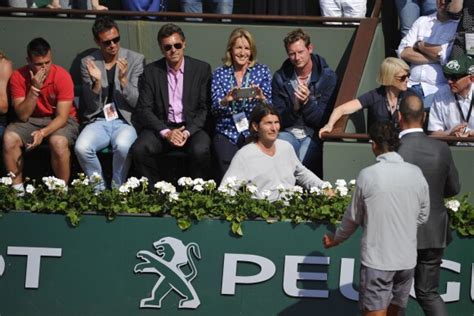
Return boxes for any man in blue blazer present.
[398,94,460,316]
[131,23,212,186]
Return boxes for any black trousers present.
[130,129,211,185]
[414,248,447,316]
[212,133,246,183]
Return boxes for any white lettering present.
[221,254,275,295]
[410,259,461,302]
[339,258,359,301]
[283,255,330,298]
[0,255,4,277]
[471,264,474,301]
[441,259,461,302]
[7,246,62,288]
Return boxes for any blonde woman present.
[211,27,272,181]
[319,57,410,137]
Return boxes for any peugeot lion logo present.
[134,237,202,309]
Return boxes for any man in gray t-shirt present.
[323,121,430,315]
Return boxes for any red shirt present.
[10,64,77,120]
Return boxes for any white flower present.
[42,176,67,191]
[154,181,176,194]
[0,177,12,186]
[349,179,356,186]
[193,184,204,192]
[192,178,205,186]
[168,192,179,202]
[261,190,272,199]
[291,185,303,194]
[178,177,193,187]
[119,184,130,194]
[335,179,347,188]
[445,200,460,212]
[90,172,102,182]
[204,179,216,190]
[336,186,348,197]
[276,184,286,192]
[218,186,236,196]
[310,186,321,195]
[246,184,258,194]
[25,184,35,194]
[126,177,141,189]
[139,176,148,183]
[321,181,333,189]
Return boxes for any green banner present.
[0,212,472,315]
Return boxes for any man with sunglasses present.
[428,54,474,143]
[75,16,144,191]
[4,37,79,194]
[131,23,212,185]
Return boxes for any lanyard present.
[454,92,474,124]
[229,68,251,113]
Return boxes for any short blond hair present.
[222,28,257,67]
[377,57,410,86]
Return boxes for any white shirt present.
[397,14,459,96]
[428,84,474,135]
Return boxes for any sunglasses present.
[394,73,410,81]
[444,73,467,82]
[163,43,183,52]
[101,36,120,47]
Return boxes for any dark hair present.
[368,121,400,153]
[283,28,311,51]
[399,94,424,124]
[157,23,185,46]
[27,37,51,59]
[248,102,280,142]
[92,16,119,40]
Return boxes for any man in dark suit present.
[130,23,212,185]
[397,94,460,316]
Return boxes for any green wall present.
[0,17,356,83]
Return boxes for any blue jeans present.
[278,131,323,177]
[180,0,233,14]
[395,0,436,37]
[75,119,137,190]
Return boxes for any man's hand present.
[322,233,339,249]
[294,83,310,105]
[165,126,188,147]
[85,59,102,83]
[26,129,45,151]
[30,68,47,90]
[449,123,468,137]
[117,58,128,88]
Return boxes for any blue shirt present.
[211,63,272,144]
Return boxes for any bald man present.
[397,94,460,316]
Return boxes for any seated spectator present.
[122,0,165,18]
[272,28,337,178]
[398,0,459,109]
[249,0,305,16]
[395,0,437,37]
[319,0,367,23]
[428,54,474,144]
[319,57,410,136]
[3,38,79,193]
[0,51,12,139]
[75,17,144,191]
[448,0,474,58]
[220,103,325,202]
[211,27,272,181]
[180,0,232,14]
[130,23,212,186]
